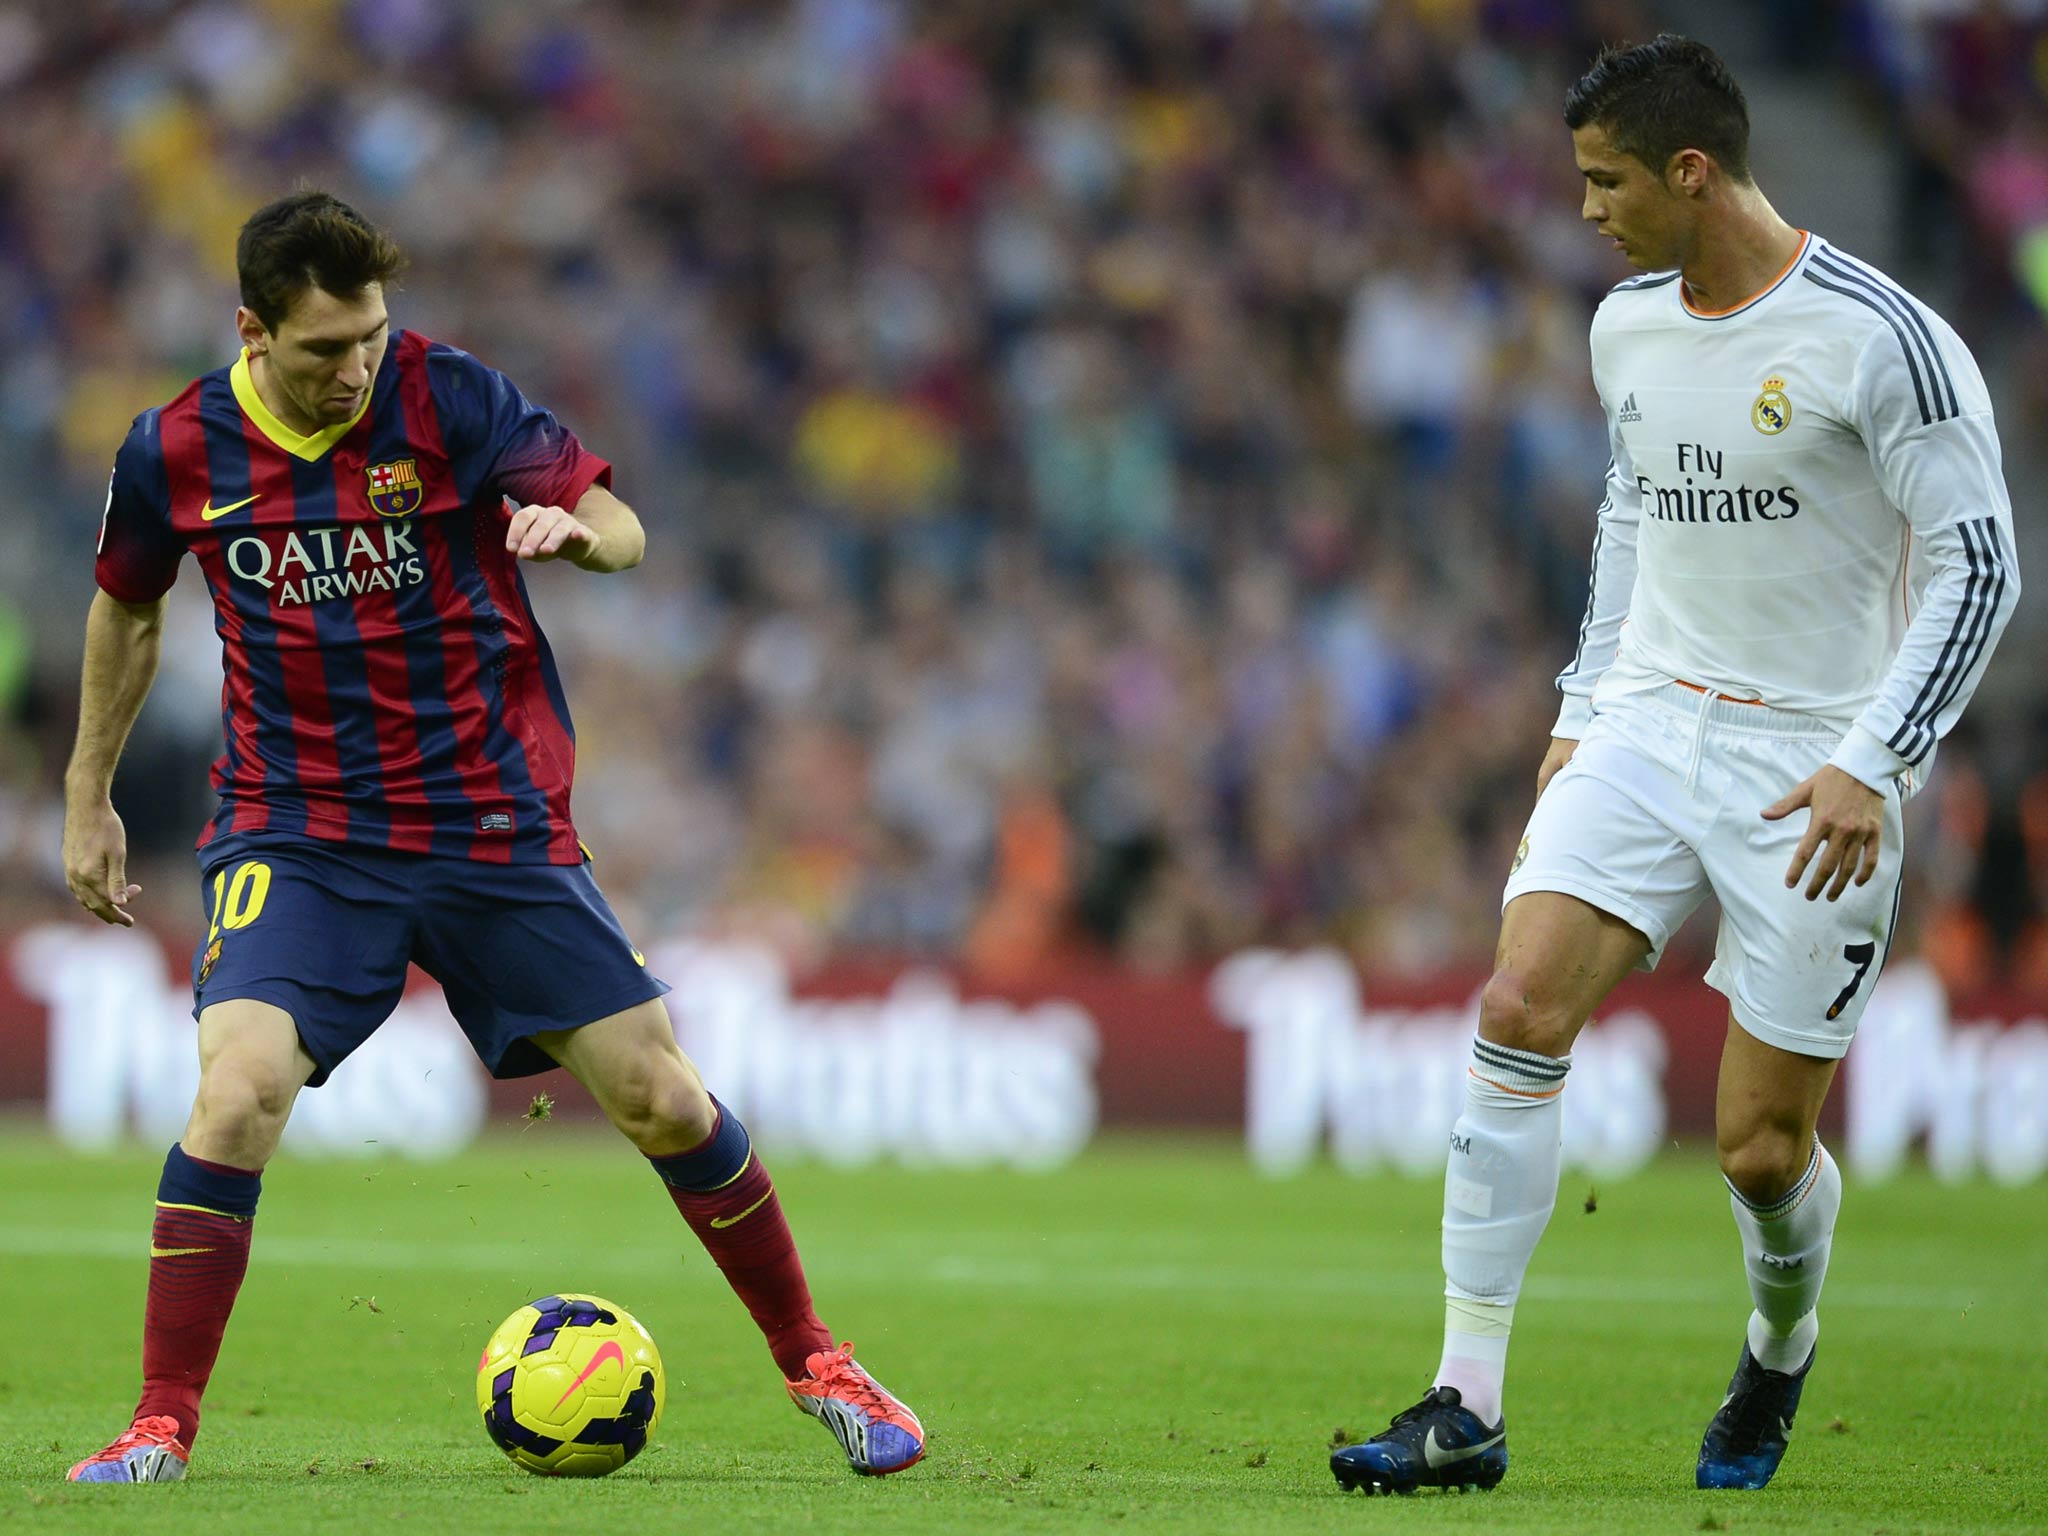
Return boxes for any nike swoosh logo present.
[150,1245,218,1258]
[551,1340,625,1411]
[709,1189,774,1229]
[1423,1426,1506,1469]
[200,493,260,522]
[630,948,645,966]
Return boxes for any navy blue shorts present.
[190,837,670,1087]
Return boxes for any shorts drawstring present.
[1682,683,1714,792]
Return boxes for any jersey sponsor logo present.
[1617,391,1643,424]
[200,493,262,522]
[1752,376,1792,435]
[225,522,425,606]
[1638,442,1800,524]
[365,459,424,518]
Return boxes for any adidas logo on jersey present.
[1617,391,1643,424]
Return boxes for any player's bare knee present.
[192,1069,263,1131]
[1717,1127,1808,1205]
[189,1059,294,1159]
[652,1070,716,1149]
[597,1074,660,1145]
[1477,968,1577,1058]
[603,1059,713,1154]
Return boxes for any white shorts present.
[1503,684,1904,1060]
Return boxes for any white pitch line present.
[0,1227,1990,1313]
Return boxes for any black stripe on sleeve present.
[1612,271,1681,293]
[1889,518,1986,761]
[1811,254,1948,422]
[1824,250,1960,420]
[1556,480,1612,687]
[1803,269,1932,427]
[1913,518,2008,763]
[1889,518,2003,766]
[1813,251,1956,419]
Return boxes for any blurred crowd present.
[1,0,2045,997]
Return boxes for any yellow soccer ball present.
[476,1293,665,1476]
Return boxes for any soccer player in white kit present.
[1332,35,2019,1496]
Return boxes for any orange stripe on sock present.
[1766,1150,1823,1218]
[1468,1068,1564,1100]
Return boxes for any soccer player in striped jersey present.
[61,191,923,1482]
[1332,36,2019,1496]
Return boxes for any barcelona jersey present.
[95,331,612,865]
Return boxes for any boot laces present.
[93,1416,184,1460]
[1386,1386,1462,1435]
[807,1343,889,1412]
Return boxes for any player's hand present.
[1762,765,1885,902]
[506,503,602,567]
[1535,737,1579,799]
[61,798,141,927]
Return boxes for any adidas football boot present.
[67,1416,190,1483]
[788,1342,926,1475]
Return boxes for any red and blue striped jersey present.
[95,331,612,865]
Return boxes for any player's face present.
[1573,123,1689,271]
[240,283,390,431]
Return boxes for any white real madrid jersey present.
[1555,232,2019,793]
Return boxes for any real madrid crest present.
[1752,376,1791,436]
[366,458,424,518]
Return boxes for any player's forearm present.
[570,486,646,573]
[64,590,167,801]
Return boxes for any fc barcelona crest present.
[366,458,423,518]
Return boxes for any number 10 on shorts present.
[206,861,272,944]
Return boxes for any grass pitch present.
[0,1123,2042,1535]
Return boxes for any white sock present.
[1432,1037,1569,1426]
[1728,1137,1839,1373]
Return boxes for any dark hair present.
[236,190,406,332]
[1564,34,1750,183]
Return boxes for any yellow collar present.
[231,349,371,462]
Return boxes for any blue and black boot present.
[1331,1386,1507,1495]
[1696,1343,1814,1490]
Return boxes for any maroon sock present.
[650,1105,833,1379]
[135,1145,261,1447]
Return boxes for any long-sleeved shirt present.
[1556,232,2019,794]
